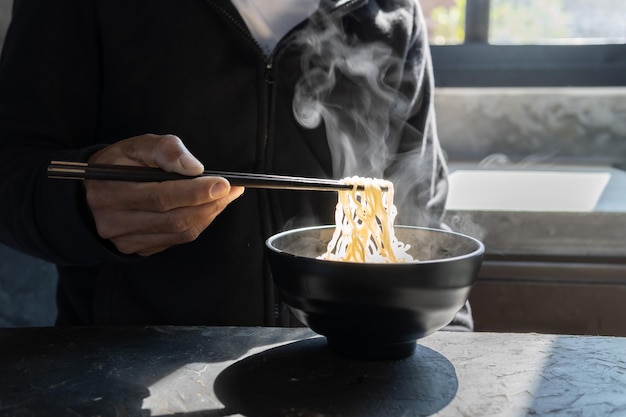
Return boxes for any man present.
[0,0,458,327]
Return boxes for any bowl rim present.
[265,224,485,265]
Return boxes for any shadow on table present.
[213,337,458,417]
[0,326,311,417]
[1,326,458,417]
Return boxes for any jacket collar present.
[207,0,368,23]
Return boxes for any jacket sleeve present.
[0,0,128,265]
[392,1,449,227]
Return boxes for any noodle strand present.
[320,176,414,263]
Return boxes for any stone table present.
[1,326,625,416]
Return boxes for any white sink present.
[446,169,612,212]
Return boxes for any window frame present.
[429,0,626,87]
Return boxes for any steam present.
[291,9,446,227]
[292,21,408,177]
[478,151,561,168]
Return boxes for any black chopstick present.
[47,161,373,192]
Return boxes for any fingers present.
[105,208,218,256]
[120,134,205,176]
[89,133,205,176]
[87,176,232,213]
[90,185,245,256]
[84,133,247,256]
[91,182,242,239]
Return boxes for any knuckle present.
[95,227,113,241]
[92,217,116,240]
[165,211,193,234]
[159,133,182,146]
[85,188,107,210]
[195,182,213,202]
[179,227,202,243]
[149,189,174,212]
[111,239,135,255]
[212,198,230,214]
[169,212,212,244]
[157,134,184,157]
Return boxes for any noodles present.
[319,176,414,263]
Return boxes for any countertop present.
[1,326,625,417]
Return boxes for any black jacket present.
[0,0,448,326]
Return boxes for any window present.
[421,0,626,86]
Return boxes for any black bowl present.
[265,225,484,360]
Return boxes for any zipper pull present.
[265,60,275,84]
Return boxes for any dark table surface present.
[1,326,625,417]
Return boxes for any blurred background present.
[423,0,625,46]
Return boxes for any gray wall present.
[436,87,626,165]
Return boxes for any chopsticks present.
[47,161,372,192]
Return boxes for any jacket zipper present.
[204,0,366,325]
[204,0,264,51]
[263,56,282,324]
[204,0,275,161]
[261,0,366,159]
[206,0,367,161]
[204,0,284,324]
[263,58,275,158]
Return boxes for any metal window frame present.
[430,0,626,87]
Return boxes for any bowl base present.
[326,337,417,360]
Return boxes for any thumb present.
[155,135,204,176]
[175,150,205,176]
[120,134,205,176]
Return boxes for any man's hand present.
[85,134,244,256]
